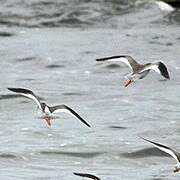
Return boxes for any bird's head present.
[40,102,47,112]
[174,163,180,173]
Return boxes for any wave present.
[0,0,134,28]
[121,147,169,158]
[40,150,105,158]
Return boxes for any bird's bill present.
[124,79,134,87]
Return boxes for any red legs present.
[124,79,134,87]
[44,116,52,127]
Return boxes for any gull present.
[8,88,91,127]
[96,55,170,87]
[141,137,180,173]
[74,172,101,180]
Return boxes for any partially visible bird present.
[141,137,180,173]
[155,1,174,12]
[74,172,101,180]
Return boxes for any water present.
[0,0,180,179]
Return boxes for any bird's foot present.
[124,79,134,87]
[44,117,52,127]
[174,168,179,173]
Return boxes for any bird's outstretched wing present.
[73,172,101,180]
[8,88,42,110]
[139,62,170,79]
[96,55,140,72]
[49,105,91,127]
[141,137,180,163]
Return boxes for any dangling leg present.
[124,79,134,87]
[44,116,52,127]
[124,73,135,87]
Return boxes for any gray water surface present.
[0,0,180,179]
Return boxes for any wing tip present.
[7,87,13,90]
[87,123,91,128]
[73,172,100,180]
[81,119,91,128]
[96,55,129,62]
[139,136,147,141]
[7,87,34,95]
[96,58,105,61]
[7,87,18,92]
[158,62,170,79]
[139,136,155,144]
[73,172,79,176]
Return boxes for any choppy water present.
[0,0,180,179]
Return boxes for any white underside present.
[19,93,42,110]
[139,64,161,75]
[103,57,133,71]
[53,108,78,120]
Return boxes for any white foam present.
[74,161,81,165]
[48,133,52,137]
[21,127,29,131]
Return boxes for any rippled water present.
[0,0,180,179]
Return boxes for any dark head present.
[40,102,47,112]
[158,62,170,79]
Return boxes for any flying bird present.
[8,88,91,127]
[141,137,180,173]
[74,172,101,180]
[96,55,170,87]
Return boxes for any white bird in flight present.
[96,55,170,87]
[8,88,91,127]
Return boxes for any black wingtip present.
[73,172,101,180]
[139,136,150,142]
[96,58,103,61]
[96,55,128,62]
[158,62,170,79]
[85,120,91,128]
[96,58,109,62]
[7,87,20,93]
[65,106,91,128]
[139,136,159,145]
[140,136,174,153]
[7,87,34,95]
[7,87,14,91]
[81,119,91,128]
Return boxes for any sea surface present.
[0,0,180,179]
